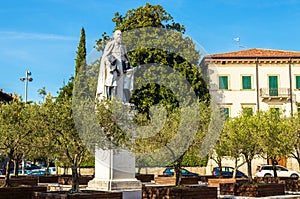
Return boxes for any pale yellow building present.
[204,48,300,118]
[203,48,300,174]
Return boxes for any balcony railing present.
[260,88,290,98]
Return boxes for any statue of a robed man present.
[96,30,133,102]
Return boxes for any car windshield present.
[223,167,234,172]
[181,169,188,174]
[165,168,191,174]
[276,166,288,171]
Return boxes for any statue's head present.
[113,30,122,44]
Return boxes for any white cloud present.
[0,31,77,41]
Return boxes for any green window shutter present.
[297,107,300,118]
[242,76,251,89]
[269,76,278,96]
[222,107,230,119]
[296,76,300,89]
[242,107,253,116]
[219,76,228,90]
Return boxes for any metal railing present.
[260,88,290,98]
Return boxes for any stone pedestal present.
[88,148,142,199]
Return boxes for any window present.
[297,107,300,118]
[221,107,230,119]
[270,108,280,115]
[219,76,228,90]
[276,166,288,171]
[269,76,278,96]
[296,76,300,89]
[242,107,253,116]
[242,76,252,89]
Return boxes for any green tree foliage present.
[54,27,89,192]
[289,116,300,169]
[28,94,61,175]
[215,110,295,180]
[57,27,86,102]
[221,111,263,181]
[93,3,212,186]
[56,77,74,102]
[95,4,208,104]
[209,139,228,177]
[112,3,185,33]
[54,97,90,192]
[37,86,47,102]
[0,100,38,186]
[257,110,294,177]
[75,27,87,76]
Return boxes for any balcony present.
[260,88,290,100]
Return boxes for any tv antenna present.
[233,37,245,48]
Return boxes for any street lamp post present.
[20,70,33,175]
[20,70,33,103]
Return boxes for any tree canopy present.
[92,3,213,186]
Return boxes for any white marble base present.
[87,178,142,191]
[88,148,142,197]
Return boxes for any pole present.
[25,71,28,103]
[256,58,260,112]
[20,70,33,103]
[289,58,293,116]
[20,70,33,175]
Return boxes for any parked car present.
[25,164,41,170]
[45,167,56,175]
[212,166,248,178]
[162,167,200,178]
[255,165,300,179]
[9,168,32,175]
[28,169,46,176]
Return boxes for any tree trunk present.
[4,159,11,187]
[13,160,19,177]
[174,155,184,186]
[174,165,181,186]
[232,159,238,179]
[297,157,300,171]
[217,160,222,176]
[71,165,80,192]
[46,158,50,176]
[63,165,67,175]
[271,158,278,178]
[137,166,141,174]
[246,158,253,182]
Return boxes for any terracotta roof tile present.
[207,48,300,58]
[0,89,13,102]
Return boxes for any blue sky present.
[1,0,300,102]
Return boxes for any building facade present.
[204,48,300,118]
[203,48,300,174]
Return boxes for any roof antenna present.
[233,37,245,48]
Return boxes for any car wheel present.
[291,174,299,179]
[264,174,272,178]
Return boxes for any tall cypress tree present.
[57,27,86,101]
[55,28,89,192]
[75,27,87,76]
